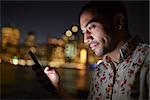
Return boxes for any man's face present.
[80,11,114,56]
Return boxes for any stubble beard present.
[94,45,108,57]
[94,38,113,57]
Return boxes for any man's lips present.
[90,42,98,50]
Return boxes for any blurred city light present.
[48,38,64,46]
[1,25,98,69]
[62,35,68,43]
[24,32,36,47]
[18,59,26,66]
[0,58,2,64]
[30,47,36,53]
[40,60,48,66]
[26,60,34,66]
[80,49,87,64]
[58,39,64,46]
[65,30,72,37]
[65,43,76,59]
[76,69,86,89]
[69,35,75,41]
[48,59,65,68]
[76,63,86,70]
[88,55,96,64]
[71,25,78,33]
[12,56,18,65]
[2,26,20,49]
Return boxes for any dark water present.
[0,63,93,99]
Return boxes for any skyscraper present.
[2,26,20,49]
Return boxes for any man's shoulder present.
[96,59,103,65]
[133,42,150,58]
[136,43,149,51]
[130,35,149,54]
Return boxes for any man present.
[35,1,149,100]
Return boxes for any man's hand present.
[32,65,72,99]
[32,65,56,93]
[44,67,74,99]
[44,67,60,88]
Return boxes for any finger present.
[44,67,54,74]
[44,66,49,71]
[44,67,49,74]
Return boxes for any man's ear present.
[113,13,125,31]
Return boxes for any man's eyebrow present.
[85,18,100,28]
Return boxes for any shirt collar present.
[120,36,143,61]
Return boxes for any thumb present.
[44,67,55,74]
[44,67,51,74]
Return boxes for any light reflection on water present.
[0,63,94,99]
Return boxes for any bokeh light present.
[12,56,18,65]
[65,30,72,37]
[71,25,78,33]
[80,49,87,64]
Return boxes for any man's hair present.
[79,1,128,28]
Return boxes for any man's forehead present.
[80,15,103,30]
[80,12,94,28]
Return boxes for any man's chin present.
[94,49,105,57]
[95,52,103,57]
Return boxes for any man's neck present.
[108,32,131,63]
[107,41,124,63]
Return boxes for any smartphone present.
[28,50,43,69]
[28,50,55,92]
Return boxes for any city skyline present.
[1,1,87,44]
[1,1,149,44]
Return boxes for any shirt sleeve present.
[139,48,149,99]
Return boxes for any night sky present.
[1,1,149,44]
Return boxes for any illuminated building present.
[2,26,20,49]
[1,26,21,60]
[65,43,77,61]
[24,31,36,47]
[48,38,65,67]
[79,48,87,64]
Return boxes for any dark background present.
[0,0,149,99]
[1,1,149,44]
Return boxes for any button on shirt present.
[87,36,149,100]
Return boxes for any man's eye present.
[89,24,96,30]
[92,24,96,28]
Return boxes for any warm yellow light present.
[18,59,26,66]
[26,60,34,66]
[88,55,95,64]
[13,56,18,65]
[80,49,87,64]
[69,35,75,40]
[65,30,72,37]
[71,25,78,32]
[62,35,68,43]
[30,47,36,53]
[48,60,65,68]
[58,39,64,46]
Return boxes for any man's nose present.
[84,31,93,44]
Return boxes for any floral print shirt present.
[88,36,149,100]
